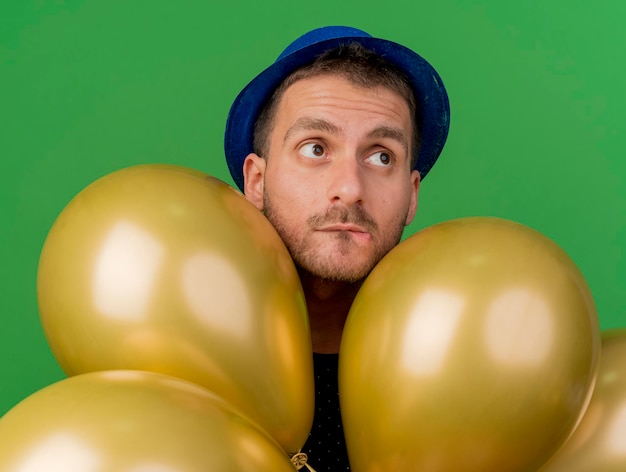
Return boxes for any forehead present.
[274,74,412,132]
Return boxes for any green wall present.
[1,0,624,415]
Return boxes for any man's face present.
[243,74,420,282]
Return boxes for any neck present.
[298,270,364,354]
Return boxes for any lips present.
[308,207,377,241]
[319,223,366,232]
[317,224,372,242]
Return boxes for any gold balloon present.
[37,164,313,454]
[540,329,626,472]
[0,370,296,471]
[339,217,600,472]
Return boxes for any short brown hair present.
[253,42,421,168]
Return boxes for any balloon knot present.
[290,451,316,471]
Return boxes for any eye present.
[367,151,393,167]
[300,143,326,159]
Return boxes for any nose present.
[325,155,364,206]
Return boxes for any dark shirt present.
[301,353,350,471]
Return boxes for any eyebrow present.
[284,117,340,143]
[367,126,409,155]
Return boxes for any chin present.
[299,257,376,284]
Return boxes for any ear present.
[404,169,421,226]
[243,153,266,211]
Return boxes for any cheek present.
[264,174,314,228]
[374,186,414,225]
[267,169,317,208]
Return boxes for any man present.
[224,26,450,471]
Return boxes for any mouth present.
[318,224,372,242]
